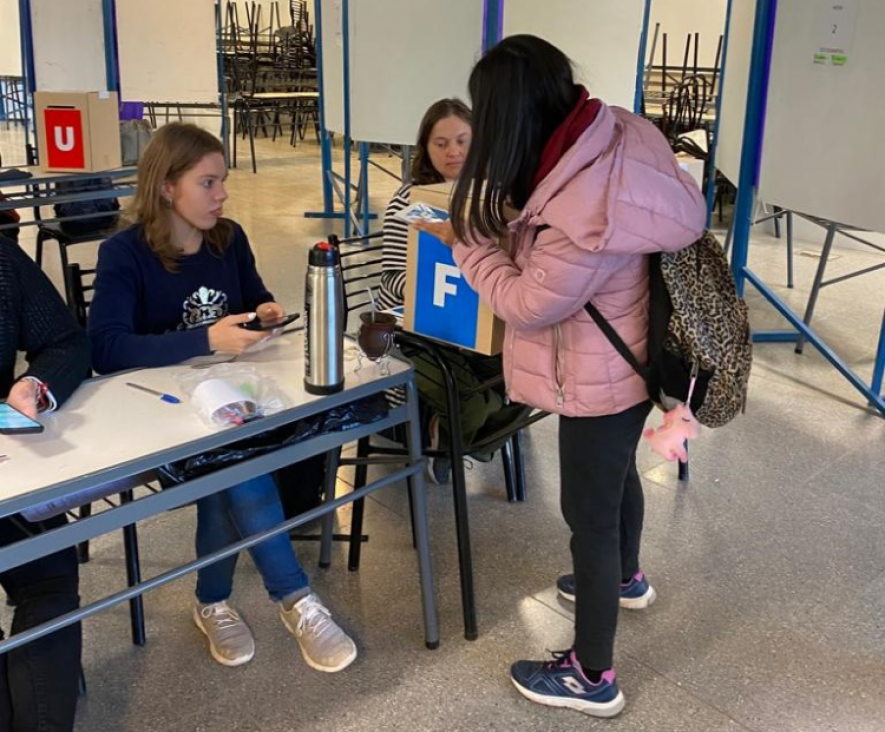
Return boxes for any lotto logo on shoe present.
[43,108,85,169]
[413,229,479,349]
[562,675,587,695]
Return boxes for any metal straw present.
[367,287,377,322]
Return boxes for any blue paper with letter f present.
[413,229,479,348]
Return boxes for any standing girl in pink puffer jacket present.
[421,35,706,718]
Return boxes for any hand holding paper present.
[412,219,456,247]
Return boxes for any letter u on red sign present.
[44,108,85,168]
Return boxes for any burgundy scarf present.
[532,85,602,189]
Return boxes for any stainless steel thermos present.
[304,239,345,394]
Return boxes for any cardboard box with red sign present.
[34,91,122,173]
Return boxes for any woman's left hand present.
[256,301,285,323]
[255,301,288,341]
[412,220,456,247]
[7,380,39,420]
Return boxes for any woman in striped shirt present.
[379,98,471,310]
[380,99,530,484]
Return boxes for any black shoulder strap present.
[583,301,651,384]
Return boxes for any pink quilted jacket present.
[452,104,707,417]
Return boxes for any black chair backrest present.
[64,262,95,328]
[52,178,121,236]
[661,74,711,145]
[336,232,385,330]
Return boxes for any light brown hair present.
[127,122,232,272]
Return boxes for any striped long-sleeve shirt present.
[378,183,412,311]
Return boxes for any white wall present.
[504,0,646,110]
[716,0,756,184]
[349,0,482,144]
[0,0,22,76]
[31,0,107,91]
[321,0,482,143]
[647,0,728,68]
[225,0,291,31]
[758,0,885,233]
[116,0,219,104]
[319,0,345,135]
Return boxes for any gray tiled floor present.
[2,125,884,732]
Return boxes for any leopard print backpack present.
[585,231,753,428]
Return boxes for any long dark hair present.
[411,98,471,185]
[451,35,579,241]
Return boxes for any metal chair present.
[65,263,147,646]
[659,74,712,147]
[334,232,545,640]
[34,178,120,305]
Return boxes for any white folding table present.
[0,332,439,653]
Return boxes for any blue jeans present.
[194,474,310,604]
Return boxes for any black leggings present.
[0,514,81,732]
[559,400,652,670]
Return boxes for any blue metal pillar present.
[215,0,231,163]
[634,0,653,114]
[101,0,120,92]
[872,311,885,404]
[729,0,777,296]
[18,0,35,159]
[359,141,370,234]
[704,0,733,226]
[305,0,337,219]
[482,0,504,52]
[341,0,352,237]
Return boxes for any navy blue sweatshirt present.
[89,221,274,374]
[0,235,90,403]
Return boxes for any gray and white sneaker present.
[425,413,452,485]
[193,601,256,667]
[425,456,452,485]
[280,593,357,673]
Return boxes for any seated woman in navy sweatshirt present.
[88,123,356,673]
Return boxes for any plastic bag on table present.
[176,363,287,429]
[156,392,390,486]
[120,119,153,165]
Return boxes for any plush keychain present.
[643,375,701,462]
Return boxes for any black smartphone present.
[240,312,301,331]
[0,402,45,434]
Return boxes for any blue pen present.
[125,382,181,404]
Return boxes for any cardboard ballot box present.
[35,91,122,172]
[403,184,505,356]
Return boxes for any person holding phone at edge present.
[380,98,530,484]
[417,36,705,717]
[88,123,357,673]
[1,234,89,731]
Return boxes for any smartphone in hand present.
[0,402,44,434]
[240,313,300,331]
